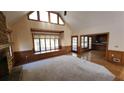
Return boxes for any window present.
[46,38,50,50]
[50,13,58,24]
[34,39,40,52]
[28,11,38,20]
[50,38,54,50]
[40,39,45,51]
[59,17,64,25]
[55,39,59,49]
[28,11,65,25]
[33,34,60,53]
[39,11,49,22]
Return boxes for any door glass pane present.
[84,36,88,48]
[73,38,77,47]
[84,36,88,42]
[73,37,77,42]
[34,39,40,52]
[72,37,77,51]
[81,36,84,48]
[73,45,77,51]
[55,39,59,49]
[50,13,58,24]
[73,42,77,46]
[46,39,50,50]
[84,43,88,48]
[39,11,49,22]
[89,37,92,49]
[51,39,55,50]
[29,11,38,20]
[40,39,45,51]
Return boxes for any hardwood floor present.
[70,50,124,80]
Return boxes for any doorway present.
[71,36,78,52]
[80,33,109,58]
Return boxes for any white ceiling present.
[3,11,29,26]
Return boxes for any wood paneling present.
[14,46,71,66]
[92,44,107,51]
[77,46,81,54]
[122,52,124,64]
[107,50,124,65]
[61,46,71,53]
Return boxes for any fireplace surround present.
[0,48,9,80]
[0,11,14,80]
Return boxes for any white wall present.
[11,15,72,51]
[11,12,124,52]
[72,12,124,51]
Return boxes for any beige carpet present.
[16,55,115,81]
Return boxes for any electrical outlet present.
[113,58,120,63]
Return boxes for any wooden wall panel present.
[122,52,124,64]
[14,46,71,66]
[107,50,124,65]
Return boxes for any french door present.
[81,35,92,49]
[71,36,78,52]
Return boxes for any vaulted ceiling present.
[3,11,124,32]
[59,11,124,32]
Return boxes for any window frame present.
[33,34,60,53]
[31,30,62,53]
[27,11,65,25]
